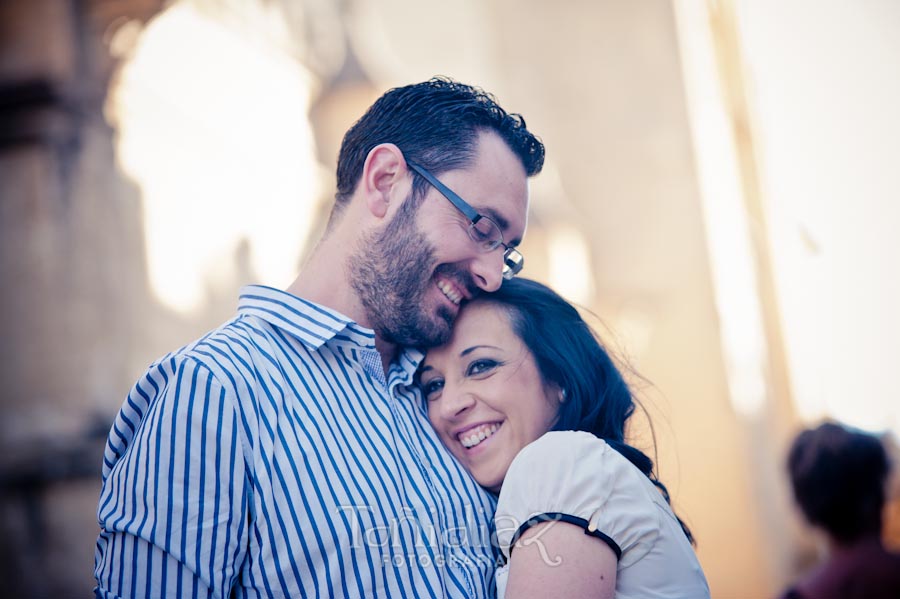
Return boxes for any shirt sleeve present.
[494,431,661,568]
[94,357,251,599]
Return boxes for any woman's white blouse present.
[494,431,710,599]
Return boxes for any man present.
[94,77,544,598]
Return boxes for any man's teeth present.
[459,423,500,448]
[437,280,462,305]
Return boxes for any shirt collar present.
[389,347,426,388]
[237,285,375,351]
[238,285,427,389]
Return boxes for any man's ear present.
[360,143,407,219]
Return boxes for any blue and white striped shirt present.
[95,285,497,598]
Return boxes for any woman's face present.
[421,302,560,493]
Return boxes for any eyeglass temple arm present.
[406,161,481,223]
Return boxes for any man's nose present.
[469,248,505,293]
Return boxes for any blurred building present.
[1,0,898,596]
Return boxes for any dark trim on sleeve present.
[508,512,622,560]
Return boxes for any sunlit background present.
[1,0,898,596]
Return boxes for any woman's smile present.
[420,302,560,493]
[457,422,502,449]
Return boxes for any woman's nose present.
[440,387,477,420]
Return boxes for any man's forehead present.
[455,131,531,241]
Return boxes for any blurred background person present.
[779,422,900,599]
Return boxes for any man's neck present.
[375,336,399,376]
[286,232,399,374]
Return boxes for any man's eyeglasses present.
[406,160,524,280]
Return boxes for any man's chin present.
[427,305,458,346]
[408,320,453,349]
[384,310,454,349]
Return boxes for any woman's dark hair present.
[481,277,695,544]
[335,76,544,207]
[787,421,890,544]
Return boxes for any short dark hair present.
[787,421,890,544]
[334,77,544,206]
[478,277,694,544]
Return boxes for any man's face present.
[349,131,529,348]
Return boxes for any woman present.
[419,278,710,599]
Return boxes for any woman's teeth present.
[437,280,462,305]
[459,423,500,448]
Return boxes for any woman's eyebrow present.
[460,345,502,357]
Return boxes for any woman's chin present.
[472,466,505,495]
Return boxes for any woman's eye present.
[467,359,500,376]
[421,378,444,400]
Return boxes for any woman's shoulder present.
[496,430,663,563]
[508,430,634,484]
[514,430,608,460]
[498,429,657,527]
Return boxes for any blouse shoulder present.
[495,431,661,566]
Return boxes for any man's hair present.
[787,421,891,544]
[334,77,544,208]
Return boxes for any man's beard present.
[349,194,470,348]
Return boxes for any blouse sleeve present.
[494,431,661,568]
